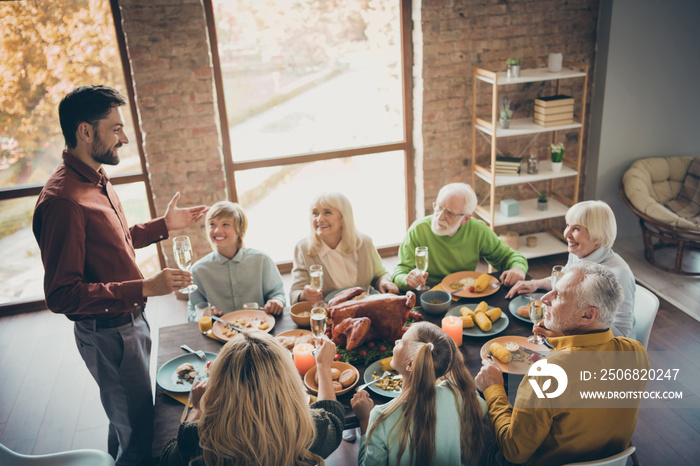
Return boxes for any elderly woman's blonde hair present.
[197,332,324,465]
[308,192,361,255]
[206,201,248,250]
[565,200,617,249]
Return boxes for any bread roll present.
[339,369,356,388]
[517,305,530,318]
[330,368,341,380]
[332,381,343,392]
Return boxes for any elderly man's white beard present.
[431,216,461,236]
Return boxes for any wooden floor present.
[1,249,698,465]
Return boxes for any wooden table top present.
[151,273,535,460]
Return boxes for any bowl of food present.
[290,302,312,328]
[304,361,360,396]
[419,290,452,315]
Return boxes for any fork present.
[181,344,206,360]
[356,371,402,392]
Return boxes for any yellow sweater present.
[482,330,649,465]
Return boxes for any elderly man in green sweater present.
[392,183,527,291]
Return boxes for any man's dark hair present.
[59,85,127,148]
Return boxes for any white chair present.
[562,446,636,466]
[633,284,659,348]
[0,443,114,466]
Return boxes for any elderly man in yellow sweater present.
[475,262,649,466]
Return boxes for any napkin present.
[164,390,191,406]
[431,284,460,301]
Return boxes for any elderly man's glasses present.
[432,202,466,221]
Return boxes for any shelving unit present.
[471,63,588,259]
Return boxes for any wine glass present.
[173,236,198,294]
[310,302,328,339]
[310,264,324,295]
[551,265,564,288]
[528,299,545,344]
[415,246,429,291]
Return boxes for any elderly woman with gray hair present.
[506,200,636,338]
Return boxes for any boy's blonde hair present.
[206,201,248,249]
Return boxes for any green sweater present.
[391,216,528,291]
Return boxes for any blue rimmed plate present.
[445,303,509,337]
[508,293,545,323]
[156,352,217,393]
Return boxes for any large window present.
[0,0,157,309]
[207,0,413,264]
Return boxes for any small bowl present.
[420,290,452,315]
[290,301,312,328]
[304,361,359,396]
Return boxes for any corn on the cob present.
[475,312,492,331]
[474,273,491,292]
[459,306,474,318]
[462,315,475,328]
[378,357,393,373]
[475,301,489,314]
[489,342,512,363]
[486,307,502,322]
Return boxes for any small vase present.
[537,201,548,211]
[507,64,521,78]
[499,119,511,129]
[551,161,563,173]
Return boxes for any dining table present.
[151,271,537,461]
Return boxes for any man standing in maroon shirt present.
[33,85,208,465]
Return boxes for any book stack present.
[534,95,574,127]
[492,156,521,175]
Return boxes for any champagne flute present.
[528,299,545,344]
[415,246,429,292]
[173,236,198,294]
[310,302,328,339]
[310,264,324,296]
[551,265,564,288]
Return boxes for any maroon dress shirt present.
[33,151,169,321]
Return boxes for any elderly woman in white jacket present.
[291,192,398,304]
[506,200,636,338]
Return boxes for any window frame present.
[0,0,160,314]
[202,0,414,272]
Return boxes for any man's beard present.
[431,216,460,236]
[91,132,120,166]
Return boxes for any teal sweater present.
[392,216,528,291]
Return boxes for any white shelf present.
[476,161,578,187]
[476,197,569,227]
[514,232,569,259]
[476,118,582,138]
[476,67,586,85]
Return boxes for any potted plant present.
[549,142,564,173]
[499,96,513,128]
[537,193,548,211]
[506,57,522,78]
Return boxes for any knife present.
[211,315,246,333]
[519,347,550,358]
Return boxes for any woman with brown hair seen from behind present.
[160,332,344,465]
[351,322,486,466]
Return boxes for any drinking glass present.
[551,265,564,288]
[528,299,545,344]
[415,246,429,291]
[195,302,212,335]
[173,236,198,294]
[243,302,260,310]
[310,264,324,294]
[310,301,328,339]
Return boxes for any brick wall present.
[118,0,225,263]
[414,0,599,237]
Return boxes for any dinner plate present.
[508,293,545,323]
[274,329,314,351]
[304,361,359,396]
[480,336,549,375]
[446,304,509,337]
[212,310,275,341]
[325,286,380,303]
[441,271,500,298]
[362,360,402,398]
[156,352,217,393]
